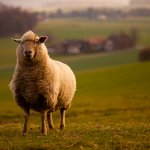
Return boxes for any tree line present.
[49,7,150,19]
[0,3,38,37]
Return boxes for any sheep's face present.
[12,35,48,61]
[21,41,38,60]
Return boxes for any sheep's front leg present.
[60,109,66,129]
[41,111,47,135]
[22,109,30,135]
[47,111,54,129]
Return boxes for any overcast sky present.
[0,0,130,11]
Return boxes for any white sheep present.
[9,31,76,135]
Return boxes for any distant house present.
[48,28,137,54]
[50,37,106,54]
[81,37,106,53]
[63,40,82,54]
[103,40,114,51]
[107,30,137,51]
[51,39,82,54]
[62,40,82,54]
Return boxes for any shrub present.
[139,47,150,62]
[0,2,38,37]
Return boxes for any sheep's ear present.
[38,36,48,43]
[11,38,21,44]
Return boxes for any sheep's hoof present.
[60,124,65,130]
[41,130,47,136]
[22,132,27,136]
[41,132,47,136]
[48,125,54,130]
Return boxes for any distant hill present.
[1,0,150,11]
[130,0,150,8]
[0,0,129,12]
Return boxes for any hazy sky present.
[0,0,130,11]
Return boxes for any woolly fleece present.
[9,31,76,113]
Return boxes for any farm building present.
[107,29,137,51]
[51,40,82,54]
[49,28,138,54]
[81,37,106,53]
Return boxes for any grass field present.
[35,17,150,45]
[0,18,150,149]
[0,17,150,66]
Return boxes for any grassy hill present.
[35,18,150,46]
[0,51,150,149]
[0,18,150,149]
[0,17,150,66]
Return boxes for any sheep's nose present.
[25,50,32,55]
[25,50,32,59]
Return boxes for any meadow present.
[35,17,150,45]
[0,18,150,149]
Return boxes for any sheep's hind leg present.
[22,109,30,136]
[47,111,54,129]
[41,111,47,135]
[60,108,66,129]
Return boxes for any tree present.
[0,3,38,37]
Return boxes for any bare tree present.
[0,3,38,37]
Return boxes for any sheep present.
[9,31,76,135]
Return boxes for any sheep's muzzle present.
[25,50,32,59]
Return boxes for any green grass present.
[0,57,150,149]
[35,17,150,46]
[0,123,149,149]
[0,38,16,66]
[0,17,150,66]
[0,18,150,149]
[0,49,139,102]
[59,50,138,71]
